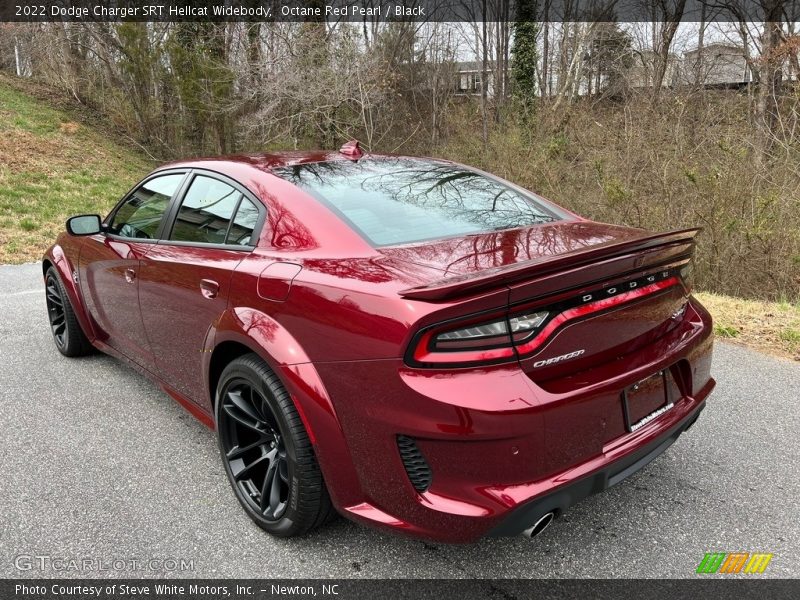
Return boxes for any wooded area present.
[1,3,799,301]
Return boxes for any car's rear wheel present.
[215,354,335,537]
[45,267,93,357]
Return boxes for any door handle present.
[200,279,219,299]
[124,268,136,283]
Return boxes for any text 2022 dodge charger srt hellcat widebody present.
[43,143,714,543]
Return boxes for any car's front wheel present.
[45,267,93,357]
[215,354,335,537]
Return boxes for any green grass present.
[0,76,153,263]
[779,328,800,343]
[18,218,37,231]
[0,85,63,135]
[714,324,740,338]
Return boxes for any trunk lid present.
[387,221,698,374]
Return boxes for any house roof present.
[684,42,745,56]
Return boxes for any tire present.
[215,353,335,537]
[45,267,93,357]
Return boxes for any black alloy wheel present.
[44,267,93,357]
[215,354,335,536]
[45,273,67,350]
[219,378,290,520]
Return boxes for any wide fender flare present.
[43,246,96,341]
[208,307,364,507]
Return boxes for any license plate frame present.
[621,370,674,433]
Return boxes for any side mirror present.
[66,214,103,236]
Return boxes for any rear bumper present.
[488,397,705,536]
[332,377,712,543]
[299,297,715,543]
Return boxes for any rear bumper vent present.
[397,435,432,492]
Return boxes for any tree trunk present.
[541,7,550,98]
[651,36,671,94]
[14,37,21,76]
[694,3,706,86]
[481,2,488,146]
[502,3,510,104]
[651,0,686,100]
[755,16,785,166]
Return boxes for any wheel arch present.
[42,245,96,342]
[207,309,362,509]
[208,340,256,411]
[42,257,53,278]
[206,309,332,435]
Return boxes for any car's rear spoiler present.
[398,228,701,301]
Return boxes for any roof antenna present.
[339,139,363,160]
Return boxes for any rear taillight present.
[431,311,548,350]
[407,268,682,368]
[411,310,551,367]
[411,314,516,366]
[432,319,510,350]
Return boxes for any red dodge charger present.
[43,143,714,542]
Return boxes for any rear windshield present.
[272,158,561,246]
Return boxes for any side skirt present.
[92,340,215,430]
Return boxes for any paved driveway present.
[1,263,798,578]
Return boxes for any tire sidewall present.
[46,269,71,352]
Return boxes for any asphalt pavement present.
[1,262,798,579]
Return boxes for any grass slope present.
[694,292,800,361]
[0,76,152,263]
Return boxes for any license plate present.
[621,371,674,432]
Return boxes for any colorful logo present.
[697,552,773,574]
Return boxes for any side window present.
[226,197,260,246]
[170,175,241,244]
[108,174,184,239]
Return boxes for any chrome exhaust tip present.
[521,512,555,539]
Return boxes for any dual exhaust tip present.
[521,511,555,539]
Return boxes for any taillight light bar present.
[407,268,683,368]
[512,277,678,355]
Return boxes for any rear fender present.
[208,308,364,508]
[43,245,97,341]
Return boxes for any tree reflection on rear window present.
[273,158,560,246]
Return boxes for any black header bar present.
[1,1,798,23]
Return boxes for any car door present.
[79,171,187,367]
[138,171,265,408]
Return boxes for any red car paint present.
[43,150,714,543]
